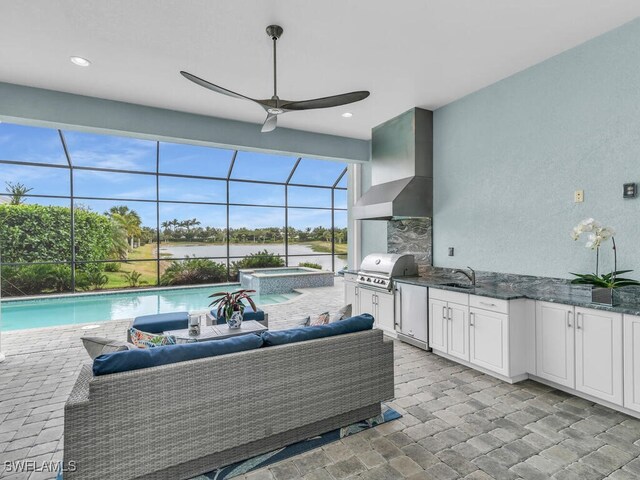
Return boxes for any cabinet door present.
[397,283,428,341]
[429,299,448,351]
[448,303,469,361]
[624,314,640,412]
[377,293,395,333]
[469,308,508,375]
[536,302,575,388]
[575,307,623,405]
[358,288,376,320]
[345,282,359,315]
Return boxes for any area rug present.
[189,404,401,479]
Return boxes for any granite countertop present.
[395,272,640,316]
[341,269,359,275]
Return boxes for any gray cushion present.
[82,337,132,360]
[330,304,352,322]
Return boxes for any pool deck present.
[6,277,640,479]
[0,279,346,479]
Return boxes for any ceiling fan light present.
[70,56,91,67]
[342,112,353,118]
[267,108,284,115]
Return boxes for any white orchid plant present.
[570,218,640,288]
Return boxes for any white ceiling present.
[1,1,639,140]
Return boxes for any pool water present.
[0,285,299,331]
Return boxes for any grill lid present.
[359,253,417,277]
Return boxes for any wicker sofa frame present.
[63,329,394,479]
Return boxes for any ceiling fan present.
[180,25,370,133]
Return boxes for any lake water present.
[159,243,345,271]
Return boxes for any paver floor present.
[2,278,640,479]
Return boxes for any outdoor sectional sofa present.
[63,315,394,479]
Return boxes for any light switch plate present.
[574,190,584,203]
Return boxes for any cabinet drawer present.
[429,288,469,305]
[470,295,509,314]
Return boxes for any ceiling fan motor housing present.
[266,25,283,40]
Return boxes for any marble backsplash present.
[387,218,432,275]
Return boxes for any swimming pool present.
[0,285,299,331]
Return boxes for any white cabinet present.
[624,314,640,413]
[428,289,469,360]
[429,298,448,351]
[429,289,529,382]
[358,287,395,335]
[358,288,376,317]
[535,302,623,406]
[448,304,470,362]
[377,292,396,333]
[344,281,360,315]
[395,282,428,346]
[535,302,575,388]
[470,308,508,376]
[575,307,622,405]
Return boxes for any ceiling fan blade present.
[281,91,370,111]
[261,113,278,133]
[180,71,257,103]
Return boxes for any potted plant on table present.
[570,218,640,305]
[209,289,257,329]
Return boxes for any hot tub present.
[239,267,335,295]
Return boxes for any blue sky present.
[0,122,347,229]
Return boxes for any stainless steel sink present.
[437,282,474,289]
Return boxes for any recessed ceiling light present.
[341,112,353,118]
[70,56,91,67]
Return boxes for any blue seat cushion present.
[211,304,265,324]
[131,311,189,334]
[93,333,264,376]
[261,314,374,347]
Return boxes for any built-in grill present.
[357,253,418,291]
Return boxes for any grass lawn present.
[102,240,348,289]
[291,240,348,255]
[104,243,158,288]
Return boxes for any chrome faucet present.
[453,267,476,286]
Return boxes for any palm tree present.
[106,206,142,249]
[6,182,33,205]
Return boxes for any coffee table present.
[165,320,268,343]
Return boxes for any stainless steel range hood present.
[352,176,433,220]
[354,108,433,220]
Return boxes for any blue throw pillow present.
[131,311,189,333]
[261,314,374,347]
[93,333,263,376]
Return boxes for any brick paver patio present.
[2,277,640,479]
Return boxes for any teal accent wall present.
[433,18,640,279]
[0,82,369,162]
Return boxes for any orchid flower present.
[570,218,617,278]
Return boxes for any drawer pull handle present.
[480,301,497,307]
